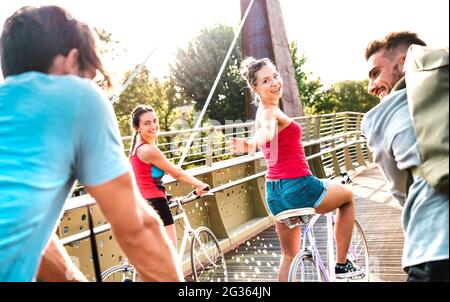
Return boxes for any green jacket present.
[397,45,449,197]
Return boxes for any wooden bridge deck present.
[224,164,407,282]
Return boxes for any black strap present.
[87,207,102,282]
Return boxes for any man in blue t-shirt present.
[0,6,183,281]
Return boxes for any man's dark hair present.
[0,5,110,86]
[365,31,427,61]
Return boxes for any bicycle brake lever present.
[193,186,211,196]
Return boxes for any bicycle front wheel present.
[346,220,370,282]
[190,226,228,282]
[288,252,326,282]
[101,264,140,282]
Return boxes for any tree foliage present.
[113,67,182,136]
[170,24,245,124]
[330,80,379,113]
[95,27,123,59]
[290,41,378,114]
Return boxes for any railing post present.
[343,113,354,171]
[314,115,321,140]
[305,115,326,179]
[304,116,312,141]
[330,113,341,177]
[355,113,367,166]
[205,127,214,167]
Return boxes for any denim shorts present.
[265,175,328,216]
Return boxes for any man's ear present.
[398,53,407,73]
[63,49,79,74]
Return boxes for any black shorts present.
[146,197,174,226]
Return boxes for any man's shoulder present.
[51,74,103,99]
[361,89,413,150]
[363,89,408,127]
[3,72,102,102]
[4,71,89,87]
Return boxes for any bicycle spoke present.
[190,227,228,282]
[101,265,140,282]
[289,253,325,282]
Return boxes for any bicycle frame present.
[171,197,196,263]
[101,191,223,282]
[170,193,219,268]
[301,212,336,281]
[286,174,369,282]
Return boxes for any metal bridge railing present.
[121,111,366,170]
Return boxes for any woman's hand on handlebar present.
[195,183,210,196]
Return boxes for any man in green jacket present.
[361,31,449,282]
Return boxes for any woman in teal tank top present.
[129,105,210,248]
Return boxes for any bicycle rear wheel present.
[288,252,326,282]
[190,226,228,282]
[345,220,370,282]
[101,264,140,282]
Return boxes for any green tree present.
[290,41,378,114]
[170,24,245,124]
[330,80,379,113]
[113,67,182,137]
[308,88,339,114]
[95,27,123,60]
[92,28,127,90]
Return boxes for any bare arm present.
[139,145,209,194]
[37,234,88,282]
[229,108,278,154]
[85,172,184,281]
[248,108,278,146]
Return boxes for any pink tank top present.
[260,121,311,179]
[130,143,166,199]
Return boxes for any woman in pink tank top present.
[129,105,210,248]
[230,58,362,281]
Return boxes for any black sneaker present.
[335,259,365,279]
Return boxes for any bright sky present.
[0,0,449,87]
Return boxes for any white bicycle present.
[101,189,228,282]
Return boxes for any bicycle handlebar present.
[168,186,213,206]
[192,185,210,196]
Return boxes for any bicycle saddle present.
[275,208,315,221]
[275,208,316,228]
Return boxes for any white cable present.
[110,42,161,105]
[177,0,255,167]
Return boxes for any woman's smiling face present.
[252,64,283,103]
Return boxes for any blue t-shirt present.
[0,72,130,281]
